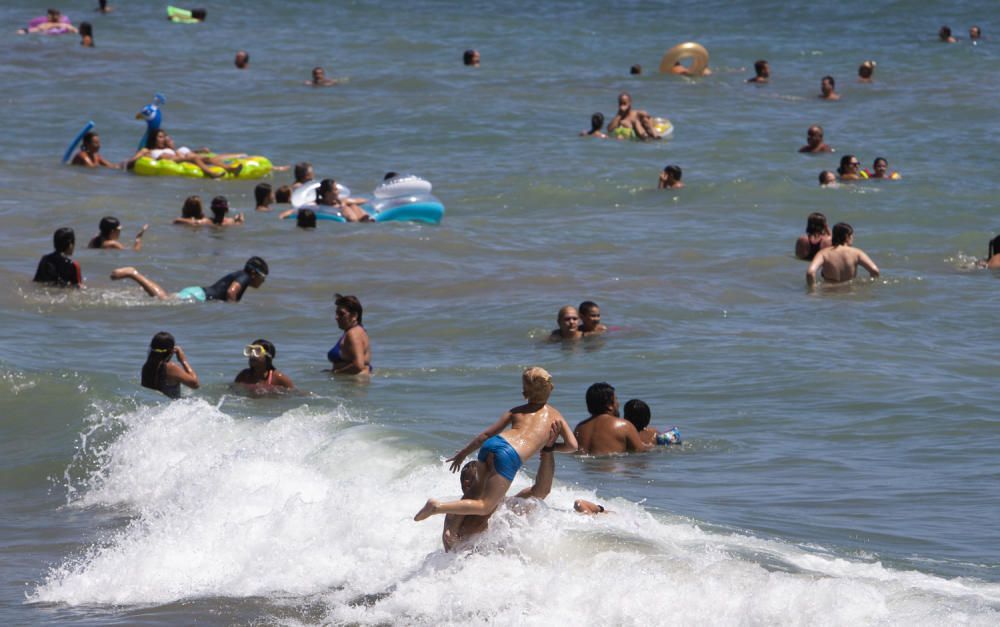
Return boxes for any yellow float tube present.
[132,155,272,179]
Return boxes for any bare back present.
[499,402,564,462]
[574,413,645,455]
[807,244,879,285]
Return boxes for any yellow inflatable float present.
[659,42,710,76]
[133,155,272,179]
[609,117,674,140]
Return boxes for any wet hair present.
[383,172,398,181]
[873,157,888,168]
[989,235,1000,259]
[589,112,604,133]
[82,131,98,147]
[630,64,642,75]
[145,128,166,150]
[297,208,317,229]
[586,382,616,416]
[334,293,363,325]
[191,8,206,20]
[522,367,553,404]
[822,75,835,89]
[819,170,836,185]
[317,179,337,202]
[939,25,952,39]
[275,185,292,203]
[837,155,857,175]
[254,183,272,206]
[754,59,768,75]
[141,331,175,391]
[832,222,853,246]
[623,399,651,431]
[293,162,312,183]
[250,338,276,371]
[858,61,875,78]
[53,227,75,253]
[805,212,829,236]
[664,165,682,180]
[80,21,93,37]
[463,49,478,65]
[90,216,120,248]
[245,256,269,277]
[210,196,229,224]
[181,195,204,219]
[578,300,599,316]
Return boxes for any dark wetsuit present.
[33,252,81,286]
[201,270,253,301]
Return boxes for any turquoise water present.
[2,1,999,624]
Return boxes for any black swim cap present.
[245,256,268,276]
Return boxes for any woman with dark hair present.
[254,183,274,212]
[795,212,832,260]
[79,21,94,46]
[316,179,372,222]
[234,339,294,391]
[173,195,213,226]
[88,216,147,250]
[208,196,244,226]
[141,332,199,399]
[328,293,372,374]
[837,154,863,181]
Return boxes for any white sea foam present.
[31,401,1000,624]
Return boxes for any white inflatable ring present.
[659,42,709,76]
[291,181,351,209]
[374,175,432,199]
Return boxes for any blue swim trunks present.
[175,286,207,302]
[478,434,523,482]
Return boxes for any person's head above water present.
[53,227,75,254]
[939,25,954,41]
[254,183,272,206]
[589,112,604,134]
[82,131,101,152]
[970,26,981,40]
[145,129,168,150]
[191,8,207,21]
[294,162,313,184]
[522,366,553,404]
[617,92,632,112]
[275,185,292,204]
[556,305,580,335]
[838,154,860,175]
[831,222,854,246]
[623,399,651,431]
[244,256,269,286]
[463,49,480,66]
[317,179,339,202]
[244,338,276,371]
[578,300,601,331]
[858,60,875,80]
[296,208,317,229]
[989,234,1000,259]
[806,212,829,235]
[586,382,617,416]
[460,459,488,497]
[664,164,682,181]
[754,59,769,78]
[334,293,363,325]
[630,64,642,75]
[234,50,249,69]
[98,216,121,238]
[181,195,204,219]
[210,196,229,223]
[819,170,836,186]
[383,171,398,181]
[311,66,326,82]
[821,75,836,96]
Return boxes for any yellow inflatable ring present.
[659,42,709,76]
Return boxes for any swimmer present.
[819,170,838,187]
[607,92,660,141]
[306,66,337,86]
[71,132,120,169]
[141,332,199,399]
[296,208,317,228]
[799,125,834,153]
[970,26,981,42]
[549,305,583,341]
[858,60,876,83]
[414,367,578,523]
[580,113,607,138]
[573,500,609,514]
[33,227,81,287]
[234,50,249,69]
[658,164,685,189]
[79,21,93,47]
[275,185,292,204]
[291,162,314,189]
[866,157,901,180]
[984,235,1000,269]
[234,339,294,392]
[328,293,372,374]
[795,212,832,260]
[96,0,112,14]
[19,9,77,34]
[819,75,840,100]
[630,64,642,75]
[87,216,148,251]
[622,399,658,446]
[747,59,769,83]
[837,155,863,181]
[208,196,244,226]
[316,179,372,222]
[110,256,268,302]
[806,223,880,287]
[130,130,241,179]
[463,49,480,67]
[671,61,712,76]
[574,382,653,455]
[578,300,608,335]
[939,26,956,43]
[172,195,213,226]
[254,183,274,212]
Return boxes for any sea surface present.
[1,1,998,625]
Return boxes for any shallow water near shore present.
[2,0,999,624]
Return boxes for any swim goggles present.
[243,344,269,358]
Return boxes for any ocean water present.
[2,0,999,624]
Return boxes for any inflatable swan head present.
[135,94,166,150]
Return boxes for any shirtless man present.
[799,125,833,153]
[234,50,249,69]
[939,26,957,43]
[806,223,880,287]
[72,132,120,169]
[747,59,769,83]
[819,75,840,100]
[607,92,659,140]
[969,26,981,42]
[306,66,337,86]
[574,382,652,455]
[414,367,578,523]
[658,164,685,189]
[578,301,608,335]
[549,305,583,341]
